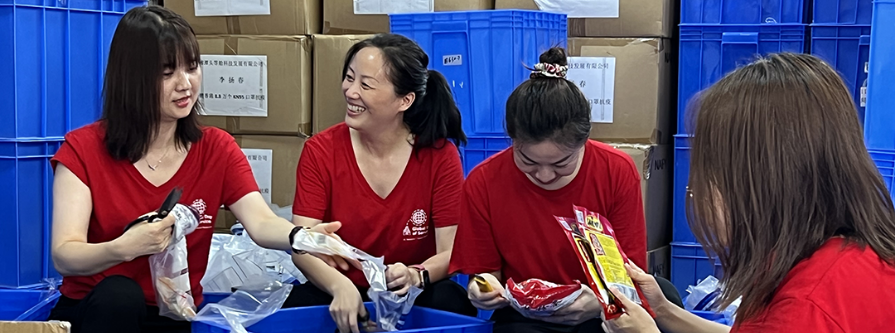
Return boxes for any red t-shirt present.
[449,140,647,285]
[51,123,259,306]
[733,238,895,332]
[292,123,464,286]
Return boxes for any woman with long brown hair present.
[602,52,895,333]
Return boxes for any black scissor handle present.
[122,187,183,233]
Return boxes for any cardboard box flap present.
[0,321,71,333]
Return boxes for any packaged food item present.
[473,275,493,292]
[555,205,655,319]
[504,278,584,317]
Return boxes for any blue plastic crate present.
[192,302,493,333]
[864,0,895,151]
[680,0,805,24]
[0,289,61,321]
[671,242,723,297]
[813,0,873,24]
[677,25,806,135]
[810,25,871,123]
[672,136,695,243]
[0,139,63,288]
[460,136,511,176]
[391,10,567,137]
[869,150,895,202]
[0,0,146,139]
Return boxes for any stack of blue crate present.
[671,0,808,295]
[0,0,145,320]
[810,0,873,123]
[390,10,568,176]
[865,0,895,202]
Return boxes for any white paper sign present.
[567,57,616,123]
[194,0,271,17]
[242,149,273,204]
[200,55,268,117]
[534,0,619,18]
[354,0,434,14]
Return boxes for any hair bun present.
[539,47,568,66]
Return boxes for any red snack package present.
[557,206,656,320]
[504,278,584,317]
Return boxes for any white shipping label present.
[242,149,273,204]
[567,57,616,123]
[534,0,619,18]
[200,55,268,117]
[354,0,433,14]
[194,0,271,16]
[861,86,867,107]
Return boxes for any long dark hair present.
[342,34,466,149]
[102,6,203,162]
[505,47,590,149]
[686,53,895,322]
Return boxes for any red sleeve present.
[220,131,260,206]
[734,298,844,333]
[292,138,329,220]
[51,137,90,186]
[608,154,648,269]
[431,145,463,228]
[449,168,502,275]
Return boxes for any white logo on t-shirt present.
[192,199,213,229]
[402,209,429,241]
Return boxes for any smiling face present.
[341,46,414,131]
[159,60,201,122]
[513,139,585,190]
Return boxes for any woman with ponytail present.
[449,47,682,333]
[285,33,474,332]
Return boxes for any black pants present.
[47,276,191,333]
[492,276,684,333]
[283,279,478,317]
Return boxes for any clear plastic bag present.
[193,281,294,333]
[685,276,721,311]
[201,231,306,293]
[292,229,422,331]
[148,204,200,320]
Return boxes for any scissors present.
[122,187,183,233]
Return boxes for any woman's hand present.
[306,222,361,271]
[624,263,670,313]
[385,263,421,296]
[602,287,661,333]
[536,286,603,326]
[468,273,509,310]
[330,279,368,333]
[112,213,176,261]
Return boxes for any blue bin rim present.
[193,302,491,330]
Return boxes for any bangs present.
[158,21,200,69]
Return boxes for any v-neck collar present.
[126,141,198,190]
[344,126,415,204]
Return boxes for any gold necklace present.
[147,146,171,171]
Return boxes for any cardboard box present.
[495,0,673,37]
[610,144,671,251]
[0,321,71,333]
[197,35,313,136]
[311,34,374,134]
[214,135,306,232]
[166,0,322,35]
[569,38,672,144]
[323,0,494,34]
[647,245,670,279]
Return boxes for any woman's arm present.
[51,165,174,276]
[654,302,731,333]
[411,225,457,282]
[290,215,355,295]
